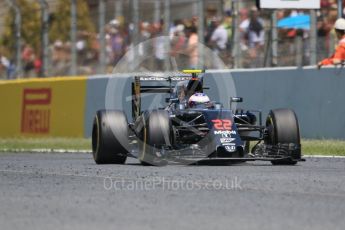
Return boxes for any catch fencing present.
[0,0,339,79]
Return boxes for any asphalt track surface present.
[1,153,345,230]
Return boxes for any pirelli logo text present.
[21,88,52,134]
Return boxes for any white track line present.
[0,149,92,153]
[303,155,345,158]
[0,169,104,179]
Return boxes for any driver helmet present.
[188,93,212,108]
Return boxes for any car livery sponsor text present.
[225,145,236,152]
[220,137,236,144]
[214,130,237,136]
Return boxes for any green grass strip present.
[302,139,345,156]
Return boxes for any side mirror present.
[230,97,243,103]
[166,98,179,103]
[230,97,243,112]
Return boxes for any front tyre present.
[265,109,301,165]
[139,110,171,166]
[92,110,129,164]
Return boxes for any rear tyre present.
[92,110,128,164]
[265,109,301,165]
[139,110,171,166]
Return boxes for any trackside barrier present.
[1,67,344,139]
[229,67,345,140]
[85,67,345,140]
[0,77,87,137]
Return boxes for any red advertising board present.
[21,88,52,134]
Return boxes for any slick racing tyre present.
[92,110,129,164]
[139,110,171,166]
[265,109,301,165]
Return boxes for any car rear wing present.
[131,75,191,121]
[131,70,205,121]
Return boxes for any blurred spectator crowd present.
[0,0,343,78]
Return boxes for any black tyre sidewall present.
[139,110,171,166]
[92,110,128,164]
[269,109,300,145]
[266,109,301,165]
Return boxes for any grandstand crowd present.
[0,0,342,78]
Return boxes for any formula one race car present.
[92,70,304,166]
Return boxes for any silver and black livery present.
[92,70,304,166]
